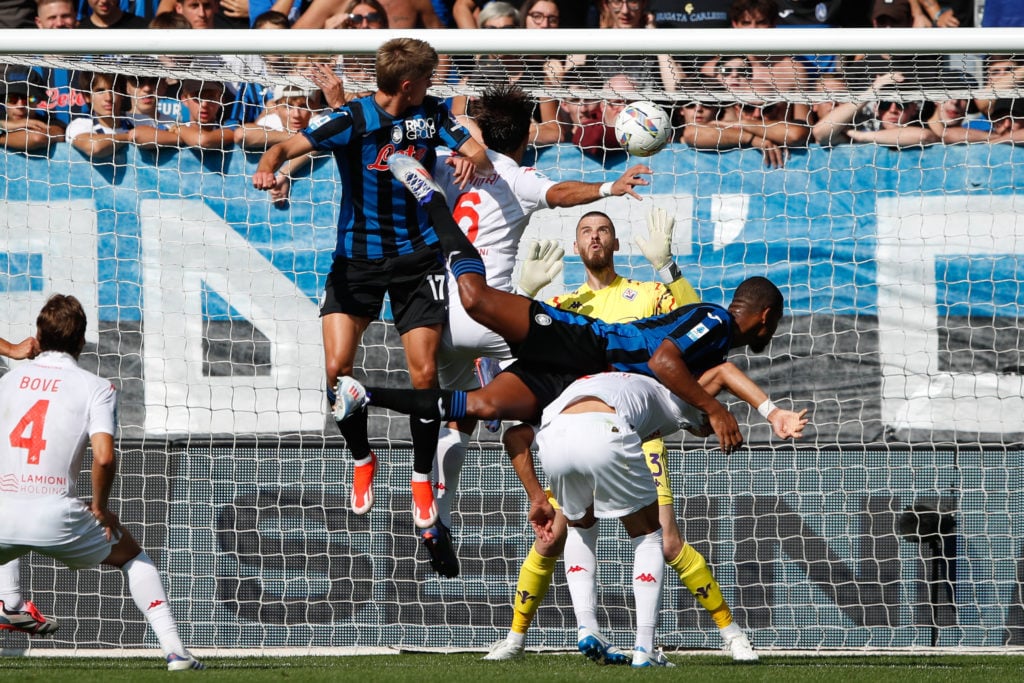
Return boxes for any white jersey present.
[0,352,116,543]
[434,149,555,294]
[541,372,705,441]
[434,149,556,388]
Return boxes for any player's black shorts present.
[320,249,448,335]
[507,300,609,376]
[502,362,581,413]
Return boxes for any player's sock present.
[0,560,24,612]
[563,524,599,631]
[434,426,468,528]
[670,543,733,629]
[631,528,664,653]
[410,415,441,477]
[336,406,372,461]
[366,386,468,420]
[123,552,187,657]
[424,194,485,279]
[510,545,558,635]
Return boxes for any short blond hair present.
[375,38,437,95]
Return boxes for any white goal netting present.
[0,28,1022,653]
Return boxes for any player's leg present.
[351,371,542,424]
[103,530,204,670]
[619,502,669,668]
[0,555,58,636]
[536,414,631,666]
[486,423,568,660]
[323,310,376,515]
[388,153,534,343]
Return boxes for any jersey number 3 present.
[9,399,49,465]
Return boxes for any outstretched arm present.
[699,362,808,440]
[648,340,743,452]
[545,163,652,206]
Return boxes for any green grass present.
[2,653,1024,682]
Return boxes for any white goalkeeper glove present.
[517,239,564,298]
[635,207,681,283]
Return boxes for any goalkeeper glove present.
[517,239,564,298]
[635,207,681,283]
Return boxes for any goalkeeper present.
[484,209,762,662]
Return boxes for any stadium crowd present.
[2,0,1024,160]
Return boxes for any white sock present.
[0,559,24,611]
[433,426,468,528]
[631,528,664,653]
[506,631,525,647]
[123,552,186,657]
[721,622,743,640]
[564,524,599,632]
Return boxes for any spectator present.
[840,1,945,90]
[674,95,722,143]
[31,0,86,126]
[313,0,390,105]
[123,74,184,148]
[682,98,804,167]
[974,55,1024,119]
[989,99,1024,142]
[236,84,322,205]
[700,0,810,98]
[925,70,989,143]
[814,72,937,148]
[556,71,604,149]
[172,0,219,27]
[173,79,237,150]
[566,72,639,158]
[558,0,679,93]
[0,70,64,153]
[65,71,133,160]
[34,0,78,26]
[78,0,150,27]
[155,0,247,26]
[451,2,562,146]
[235,84,322,149]
[807,72,848,139]
[294,0,445,28]
[522,0,559,28]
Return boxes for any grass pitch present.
[2,653,1023,682]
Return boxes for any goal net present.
[0,27,1022,654]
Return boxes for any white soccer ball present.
[614,101,671,157]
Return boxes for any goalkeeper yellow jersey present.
[546,274,699,322]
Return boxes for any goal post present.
[1,27,1023,654]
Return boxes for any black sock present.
[409,416,441,476]
[425,195,485,279]
[366,386,467,421]
[336,407,371,460]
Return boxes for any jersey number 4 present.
[9,399,49,465]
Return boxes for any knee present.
[458,277,487,316]
[325,359,353,384]
[407,363,438,389]
[661,533,683,562]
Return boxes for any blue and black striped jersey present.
[540,300,734,377]
[302,94,471,260]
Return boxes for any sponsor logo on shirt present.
[623,289,637,301]
[403,117,436,140]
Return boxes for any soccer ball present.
[614,101,671,157]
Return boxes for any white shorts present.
[438,302,513,390]
[535,412,657,521]
[0,496,115,570]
